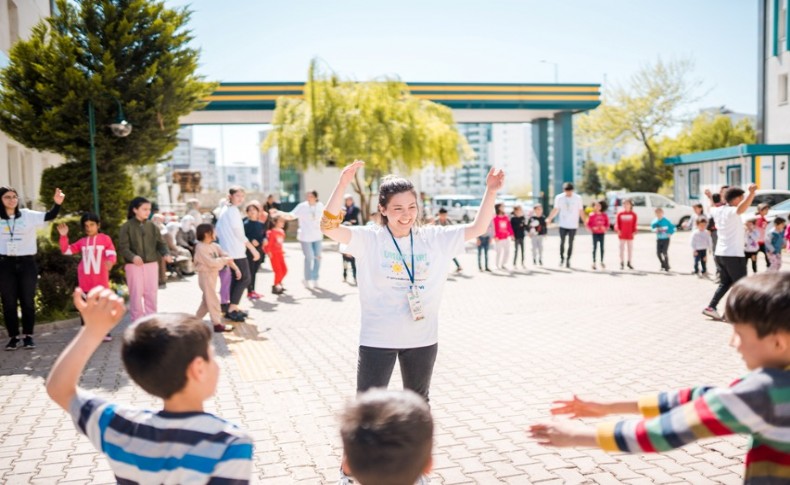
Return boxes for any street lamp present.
[540,60,559,83]
[88,97,132,216]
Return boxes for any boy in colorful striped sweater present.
[530,272,790,484]
[46,287,253,484]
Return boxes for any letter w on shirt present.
[81,245,105,275]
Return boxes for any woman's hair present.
[378,176,418,226]
[0,186,21,219]
[307,190,319,200]
[127,197,151,220]
[495,203,504,215]
[229,186,245,196]
[80,212,101,229]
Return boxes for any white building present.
[219,163,261,193]
[259,128,280,195]
[0,0,65,208]
[762,0,790,143]
[490,124,533,194]
[420,123,494,197]
[165,126,219,192]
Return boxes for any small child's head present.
[437,207,449,221]
[654,208,664,218]
[758,203,771,216]
[80,212,101,236]
[623,198,633,211]
[693,203,704,215]
[775,217,787,232]
[340,389,433,485]
[746,219,756,230]
[271,214,285,228]
[495,203,504,215]
[245,202,261,221]
[592,201,602,213]
[196,223,215,243]
[122,313,218,401]
[533,204,543,216]
[725,273,790,370]
[696,218,707,230]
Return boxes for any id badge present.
[6,242,18,256]
[407,287,425,321]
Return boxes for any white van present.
[431,195,482,222]
[606,192,695,229]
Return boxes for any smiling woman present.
[321,160,504,407]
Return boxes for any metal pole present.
[88,100,100,216]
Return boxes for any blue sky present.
[166,0,758,165]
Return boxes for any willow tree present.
[264,61,471,221]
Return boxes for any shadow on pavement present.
[308,287,348,302]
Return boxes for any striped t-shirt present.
[70,390,253,484]
[596,368,790,484]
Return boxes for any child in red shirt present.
[615,198,638,270]
[58,213,117,341]
[265,215,288,295]
[586,201,609,270]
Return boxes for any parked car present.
[430,195,482,222]
[741,189,790,218]
[606,192,695,229]
[765,197,790,225]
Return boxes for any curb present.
[0,316,82,339]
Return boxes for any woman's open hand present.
[340,160,365,186]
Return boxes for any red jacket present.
[615,211,638,240]
[586,213,609,234]
[493,215,514,240]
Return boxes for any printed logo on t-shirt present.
[81,245,106,275]
[381,249,429,290]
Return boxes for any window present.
[780,74,788,104]
[227,174,236,183]
[631,195,646,207]
[650,195,671,208]
[782,0,788,49]
[688,169,701,199]
[727,166,742,186]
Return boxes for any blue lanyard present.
[386,226,415,284]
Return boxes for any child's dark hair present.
[495,203,504,215]
[127,197,150,220]
[758,202,771,212]
[697,218,707,225]
[775,217,787,226]
[712,193,722,204]
[340,389,433,485]
[725,187,745,203]
[438,208,448,215]
[196,223,214,242]
[693,203,704,210]
[122,313,212,399]
[378,176,418,226]
[725,273,790,337]
[80,212,100,229]
[0,186,21,219]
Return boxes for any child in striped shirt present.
[530,272,790,484]
[46,288,253,484]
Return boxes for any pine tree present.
[0,0,213,233]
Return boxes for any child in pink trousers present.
[58,213,116,341]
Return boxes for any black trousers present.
[559,228,576,261]
[758,243,771,268]
[513,237,525,265]
[357,344,438,402]
[247,253,263,292]
[343,254,357,280]
[230,258,251,305]
[592,234,604,262]
[0,256,38,337]
[709,256,747,310]
[694,249,708,274]
[656,239,670,269]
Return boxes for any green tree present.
[0,0,213,234]
[577,58,702,190]
[263,60,472,221]
[660,113,756,158]
[579,161,603,197]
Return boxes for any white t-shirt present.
[712,205,745,257]
[291,201,325,242]
[345,224,466,348]
[0,209,47,256]
[215,204,247,259]
[553,193,584,229]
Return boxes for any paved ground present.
[0,228,774,484]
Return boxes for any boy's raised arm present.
[46,288,126,410]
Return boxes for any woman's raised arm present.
[321,160,365,244]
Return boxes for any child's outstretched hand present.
[528,420,597,447]
[73,286,126,334]
[551,395,611,418]
[57,223,69,236]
